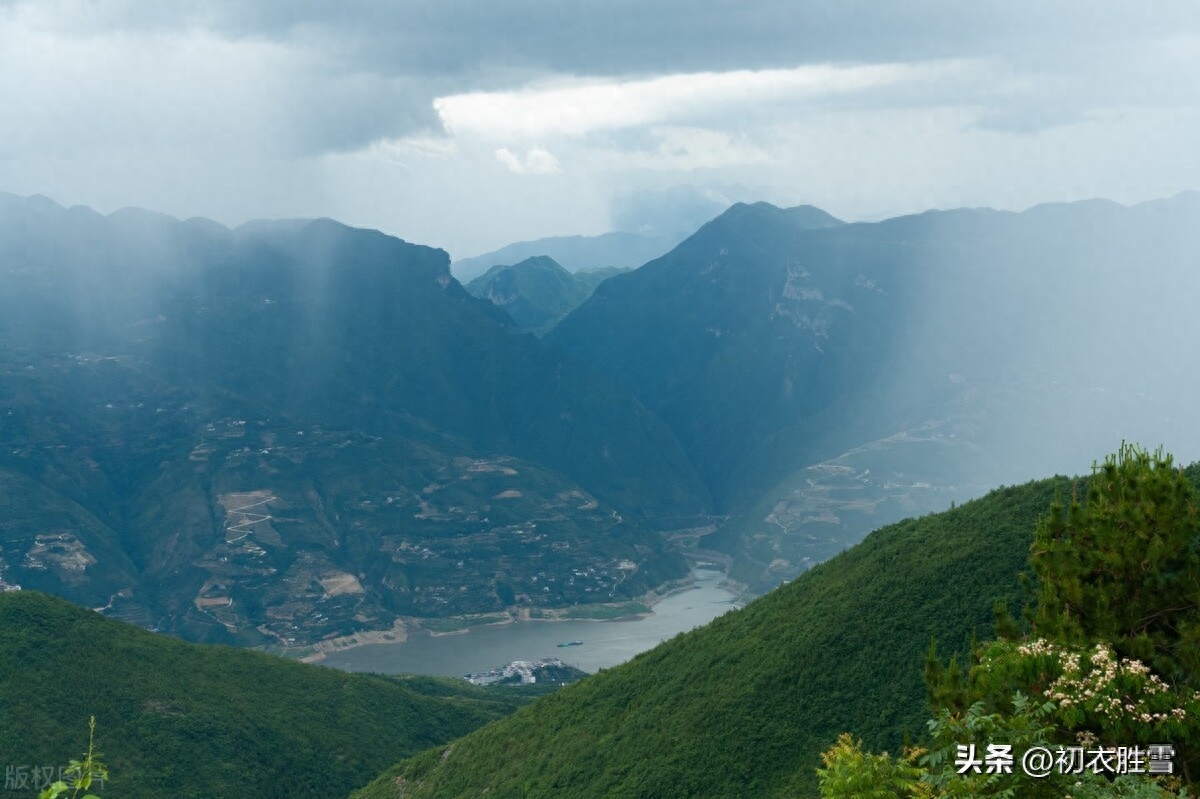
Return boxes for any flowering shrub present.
[818,694,1183,798]
[970,638,1198,745]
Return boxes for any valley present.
[5,6,1198,798]
[3,401,689,645]
[3,193,1198,799]
[317,567,741,677]
[5,192,1200,648]
[0,196,704,647]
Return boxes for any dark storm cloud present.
[9,0,1197,153]
[3,0,1199,255]
[30,0,1193,148]
[65,1,1200,80]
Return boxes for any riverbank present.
[316,568,743,676]
[287,568,745,665]
[296,618,408,663]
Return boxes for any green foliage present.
[920,694,1061,798]
[0,592,528,799]
[924,640,968,715]
[351,477,1062,798]
[819,696,1181,798]
[967,639,1200,746]
[1031,444,1200,686]
[418,614,509,633]
[821,446,1200,797]
[559,602,650,620]
[1023,444,1200,780]
[38,717,107,799]
[816,733,923,799]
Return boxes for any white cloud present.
[495,146,561,174]
[434,61,967,141]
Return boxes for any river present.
[320,569,741,676]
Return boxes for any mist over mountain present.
[8,187,1200,796]
[6,186,1200,630]
[609,184,735,240]
[7,4,1200,798]
[0,193,705,644]
[548,193,1200,588]
[451,231,678,283]
[451,185,732,284]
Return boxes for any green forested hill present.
[0,591,528,799]
[352,474,1078,799]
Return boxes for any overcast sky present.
[2,0,1199,257]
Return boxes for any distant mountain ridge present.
[0,193,705,644]
[7,187,1200,634]
[465,256,627,335]
[548,193,1200,589]
[451,230,679,282]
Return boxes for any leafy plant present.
[816,732,925,798]
[38,716,107,799]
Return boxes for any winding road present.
[225,495,276,542]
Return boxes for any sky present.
[2,0,1199,258]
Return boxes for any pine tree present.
[1030,443,1200,686]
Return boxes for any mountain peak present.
[701,201,843,236]
[0,191,67,216]
[511,254,570,273]
[452,230,677,281]
[466,254,614,335]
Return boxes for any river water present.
[320,569,741,676]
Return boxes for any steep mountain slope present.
[0,591,526,799]
[352,466,1131,799]
[548,195,1200,589]
[0,194,706,643]
[548,202,851,503]
[451,231,677,282]
[466,256,627,335]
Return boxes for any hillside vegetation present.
[819,446,1200,797]
[353,472,1087,798]
[0,591,527,799]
